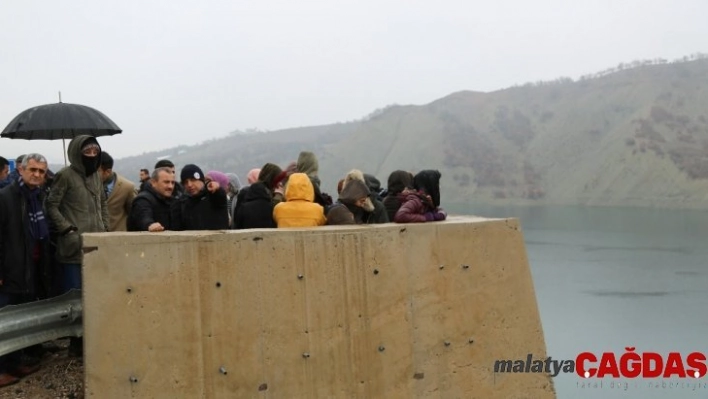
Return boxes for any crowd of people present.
[0,134,447,387]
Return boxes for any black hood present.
[244,182,273,202]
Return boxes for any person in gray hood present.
[46,135,109,357]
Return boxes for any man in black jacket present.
[171,164,229,230]
[0,153,51,386]
[128,167,175,232]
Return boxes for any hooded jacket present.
[234,182,276,229]
[46,135,109,264]
[383,170,414,221]
[273,173,326,228]
[342,170,389,224]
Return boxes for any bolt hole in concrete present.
[258,383,268,391]
[126,287,132,293]
[215,282,221,288]
[373,269,379,275]
[413,373,425,380]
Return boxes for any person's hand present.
[148,222,165,232]
[206,179,220,193]
[434,211,446,221]
[424,212,435,221]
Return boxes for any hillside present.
[113,57,708,210]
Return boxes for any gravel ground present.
[0,339,84,399]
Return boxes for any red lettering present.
[619,347,641,378]
[642,352,663,378]
[686,352,707,378]
[576,352,597,378]
[597,352,621,378]
[663,353,687,378]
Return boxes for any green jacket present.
[46,135,109,264]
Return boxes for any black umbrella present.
[1,101,122,165]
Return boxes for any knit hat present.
[206,170,229,189]
[81,142,100,153]
[180,164,205,183]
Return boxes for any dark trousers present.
[0,293,33,373]
[61,263,82,292]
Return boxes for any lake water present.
[451,204,708,399]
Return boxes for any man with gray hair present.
[0,153,52,385]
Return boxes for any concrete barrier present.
[83,216,555,398]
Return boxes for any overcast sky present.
[1,0,706,164]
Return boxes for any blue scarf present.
[17,175,49,240]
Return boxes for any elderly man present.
[99,152,136,231]
[171,164,229,230]
[0,153,52,385]
[46,135,108,357]
[128,167,176,232]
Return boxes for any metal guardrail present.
[0,289,83,357]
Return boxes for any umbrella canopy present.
[1,102,122,140]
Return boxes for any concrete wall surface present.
[82,216,555,399]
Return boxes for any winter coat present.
[46,135,109,264]
[127,182,174,231]
[171,186,229,231]
[234,183,276,229]
[0,183,52,295]
[106,173,136,232]
[394,190,447,223]
[273,173,326,228]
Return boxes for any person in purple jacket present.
[393,170,447,223]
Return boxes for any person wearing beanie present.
[272,173,326,228]
[171,164,229,230]
[383,170,414,222]
[46,135,109,357]
[394,170,446,223]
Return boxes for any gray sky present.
[1,0,706,164]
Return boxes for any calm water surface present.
[451,204,708,399]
